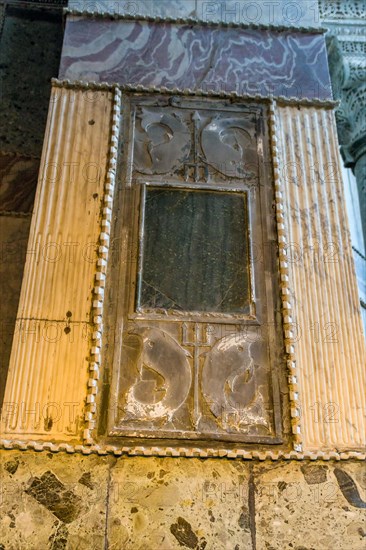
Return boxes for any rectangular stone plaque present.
[138,187,250,314]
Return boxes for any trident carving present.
[182,322,214,428]
[184,112,209,183]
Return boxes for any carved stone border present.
[51,78,339,108]
[83,87,122,445]
[269,99,302,452]
[64,8,326,34]
[0,439,364,461]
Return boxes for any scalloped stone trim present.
[1,439,365,461]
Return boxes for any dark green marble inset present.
[139,187,250,314]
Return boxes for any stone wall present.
[1,451,365,549]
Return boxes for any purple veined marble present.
[59,16,332,100]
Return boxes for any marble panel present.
[60,17,331,100]
[0,5,64,157]
[254,460,366,549]
[107,456,253,549]
[0,450,113,550]
[0,451,364,549]
[67,0,320,27]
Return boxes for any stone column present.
[320,0,366,244]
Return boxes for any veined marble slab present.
[60,17,331,99]
[67,0,320,27]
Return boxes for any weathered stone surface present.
[25,471,83,523]
[254,460,366,549]
[107,457,253,549]
[0,451,113,550]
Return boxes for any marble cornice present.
[51,78,339,109]
[63,8,326,34]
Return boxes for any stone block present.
[254,460,366,549]
[107,456,253,549]
[0,450,114,550]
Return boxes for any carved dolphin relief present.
[134,109,190,174]
[201,116,254,178]
[124,327,192,421]
[202,334,268,432]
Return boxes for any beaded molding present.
[51,79,339,109]
[269,98,302,453]
[0,439,365,461]
[64,8,326,34]
[83,86,122,445]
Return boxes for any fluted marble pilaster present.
[1,86,113,440]
[276,104,366,452]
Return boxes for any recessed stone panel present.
[0,5,64,157]
[0,215,31,407]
